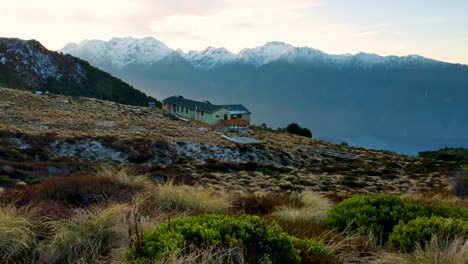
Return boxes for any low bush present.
[39,204,128,264]
[1,175,133,207]
[124,214,333,264]
[389,216,468,252]
[323,194,468,242]
[0,175,15,185]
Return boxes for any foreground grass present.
[0,206,37,263]
[0,167,466,264]
[38,204,129,264]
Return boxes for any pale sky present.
[1,0,467,64]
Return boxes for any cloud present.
[355,31,380,37]
[0,0,324,49]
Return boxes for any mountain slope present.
[0,38,157,106]
[60,37,468,154]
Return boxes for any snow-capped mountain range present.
[59,37,444,70]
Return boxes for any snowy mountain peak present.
[353,52,384,64]
[183,46,236,69]
[239,41,294,66]
[59,37,173,69]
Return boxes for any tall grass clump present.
[272,191,331,224]
[379,236,468,264]
[152,245,247,264]
[124,214,333,264]
[96,166,152,189]
[233,192,303,215]
[0,206,37,262]
[139,182,231,214]
[39,204,128,264]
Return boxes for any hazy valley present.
[61,37,468,155]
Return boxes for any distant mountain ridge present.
[60,37,455,70]
[0,38,156,106]
[60,37,468,155]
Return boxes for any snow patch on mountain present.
[239,41,294,66]
[1,38,85,81]
[183,47,236,69]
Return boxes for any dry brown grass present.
[0,87,232,145]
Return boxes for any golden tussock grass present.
[272,191,332,224]
[378,236,468,264]
[0,206,37,262]
[96,166,153,189]
[38,204,129,264]
[135,181,232,215]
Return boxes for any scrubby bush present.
[284,123,313,138]
[0,175,15,185]
[1,175,133,207]
[124,214,332,264]
[233,192,302,215]
[323,194,468,241]
[389,216,468,252]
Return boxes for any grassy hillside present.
[420,147,468,161]
[0,86,467,264]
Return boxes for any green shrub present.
[323,194,468,241]
[124,214,332,264]
[389,216,468,252]
[281,123,313,138]
[0,175,15,184]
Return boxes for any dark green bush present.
[389,216,468,252]
[282,123,313,138]
[323,194,468,241]
[124,214,332,264]
[0,175,15,184]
